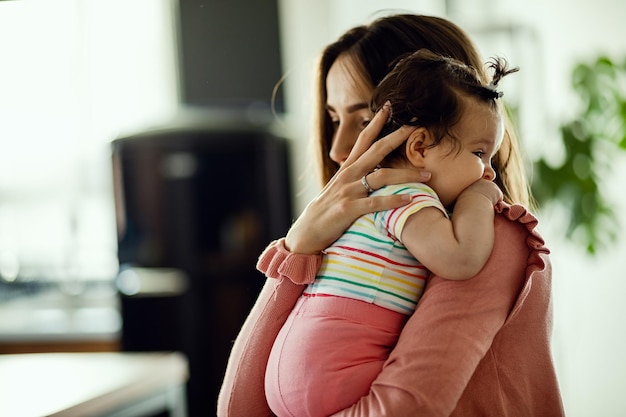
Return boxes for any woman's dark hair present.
[312,14,532,207]
[370,49,519,165]
[315,15,483,180]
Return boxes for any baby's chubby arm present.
[401,179,502,280]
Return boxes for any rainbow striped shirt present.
[303,183,448,315]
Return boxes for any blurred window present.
[0,0,179,284]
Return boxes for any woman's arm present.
[331,205,531,417]
[217,238,324,417]
[402,179,502,280]
[217,276,302,417]
[218,107,431,416]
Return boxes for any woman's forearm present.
[217,277,303,417]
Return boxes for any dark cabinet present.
[112,122,293,416]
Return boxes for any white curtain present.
[0,0,179,282]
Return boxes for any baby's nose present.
[483,165,496,181]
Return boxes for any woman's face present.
[325,55,374,166]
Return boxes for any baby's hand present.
[462,179,503,206]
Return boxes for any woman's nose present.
[329,129,356,165]
[483,165,497,181]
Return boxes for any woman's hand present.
[285,105,432,254]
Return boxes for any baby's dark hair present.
[371,48,519,165]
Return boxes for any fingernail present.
[381,101,392,122]
[420,171,431,180]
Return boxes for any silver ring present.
[361,174,374,194]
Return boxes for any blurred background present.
[0,0,625,416]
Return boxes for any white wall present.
[0,0,179,282]
[277,1,626,415]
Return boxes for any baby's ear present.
[405,127,432,166]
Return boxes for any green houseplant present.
[532,56,626,254]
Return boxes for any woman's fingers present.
[354,125,417,174]
[344,103,392,166]
[341,101,424,184]
[286,185,414,254]
[285,168,431,255]
[358,166,431,193]
[356,192,412,213]
[284,105,432,255]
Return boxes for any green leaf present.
[532,54,626,255]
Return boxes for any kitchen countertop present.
[0,282,120,343]
[0,351,188,417]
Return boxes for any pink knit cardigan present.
[217,203,565,417]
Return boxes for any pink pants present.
[265,295,409,417]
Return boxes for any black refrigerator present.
[111,121,293,416]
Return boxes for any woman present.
[217,14,564,417]
[265,50,517,417]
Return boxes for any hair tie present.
[485,81,504,98]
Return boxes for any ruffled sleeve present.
[256,238,322,285]
[495,201,549,264]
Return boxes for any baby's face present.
[424,98,504,208]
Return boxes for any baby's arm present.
[401,179,502,280]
